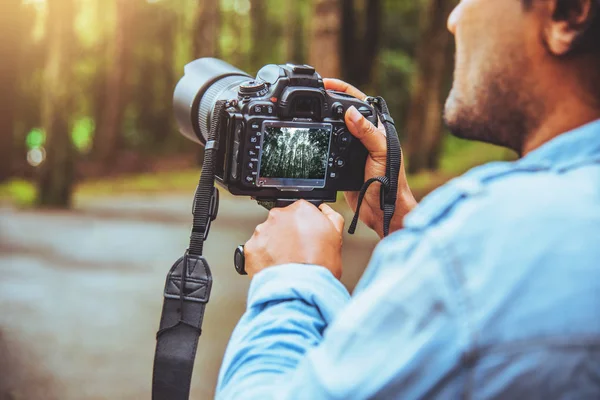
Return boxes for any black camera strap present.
[348,96,401,237]
[152,100,229,400]
[152,96,400,400]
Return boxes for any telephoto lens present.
[173,58,251,145]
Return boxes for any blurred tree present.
[250,0,269,72]
[94,0,135,167]
[341,0,382,89]
[284,0,306,63]
[153,10,178,147]
[193,0,221,165]
[193,0,221,58]
[405,0,456,173]
[131,2,178,151]
[375,0,421,136]
[37,0,76,208]
[0,0,24,182]
[309,0,341,78]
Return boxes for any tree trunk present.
[150,9,177,148]
[309,0,341,78]
[250,0,269,72]
[341,0,381,89]
[361,0,382,85]
[193,0,220,58]
[94,0,134,167]
[37,0,76,208]
[193,0,221,165]
[340,0,357,80]
[405,0,455,174]
[284,0,305,63]
[0,0,23,182]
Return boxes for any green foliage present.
[0,179,37,208]
[72,117,95,153]
[26,128,45,150]
[6,0,516,208]
[440,135,517,174]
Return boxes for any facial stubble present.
[443,51,544,155]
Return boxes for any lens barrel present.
[173,58,251,144]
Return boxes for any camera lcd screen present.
[258,122,332,188]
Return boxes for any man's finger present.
[323,78,367,100]
[345,106,387,156]
[319,204,345,233]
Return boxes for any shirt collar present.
[518,118,600,171]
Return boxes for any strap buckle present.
[364,95,378,104]
[204,187,219,240]
[192,187,220,241]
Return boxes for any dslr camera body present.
[174,58,377,203]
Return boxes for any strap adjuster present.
[380,113,395,126]
[205,140,218,151]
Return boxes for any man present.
[217,0,600,398]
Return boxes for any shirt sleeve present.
[216,232,467,400]
[216,263,351,399]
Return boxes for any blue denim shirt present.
[216,120,600,399]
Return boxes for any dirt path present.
[0,195,378,399]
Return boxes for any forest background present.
[1,0,515,207]
[0,1,520,398]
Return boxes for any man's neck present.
[522,98,600,156]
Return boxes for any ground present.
[0,193,378,400]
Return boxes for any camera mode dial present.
[238,80,269,98]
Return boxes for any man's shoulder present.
[403,159,599,238]
[394,159,600,347]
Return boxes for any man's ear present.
[543,0,596,56]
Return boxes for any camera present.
[173,58,377,203]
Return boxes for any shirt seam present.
[477,336,600,355]
[426,228,478,400]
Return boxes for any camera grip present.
[256,198,324,210]
[234,200,324,276]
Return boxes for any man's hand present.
[244,200,345,279]
[324,78,418,238]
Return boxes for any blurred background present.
[0,0,515,399]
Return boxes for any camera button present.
[249,135,260,145]
[332,103,344,118]
[337,131,352,147]
[329,171,338,180]
[292,65,316,75]
[358,106,373,117]
[335,157,345,168]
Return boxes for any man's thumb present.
[345,106,387,156]
[319,204,345,233]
